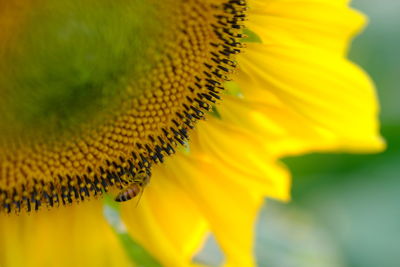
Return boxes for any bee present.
[115,169,151,203]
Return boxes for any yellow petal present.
[192,118,291,201]
[233,43,385,155]
[247,0,365,55]
[0,202,131,267]
[121,116,291,267]
[218,95,331,156]
[170,153,262,267]
[121,161,208,267]
[156,120,291,266]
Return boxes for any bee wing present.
[133,184,146,207]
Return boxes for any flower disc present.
[0,0,246,213]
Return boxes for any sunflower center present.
[0,0,164,141]
[0,0,246,213]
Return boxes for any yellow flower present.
[0,0,384,267]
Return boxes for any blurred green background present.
[256,1,400,266]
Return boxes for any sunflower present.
[0,0,383,266]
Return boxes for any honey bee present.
[115,169,151,203]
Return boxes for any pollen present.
[0,0,247,214]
